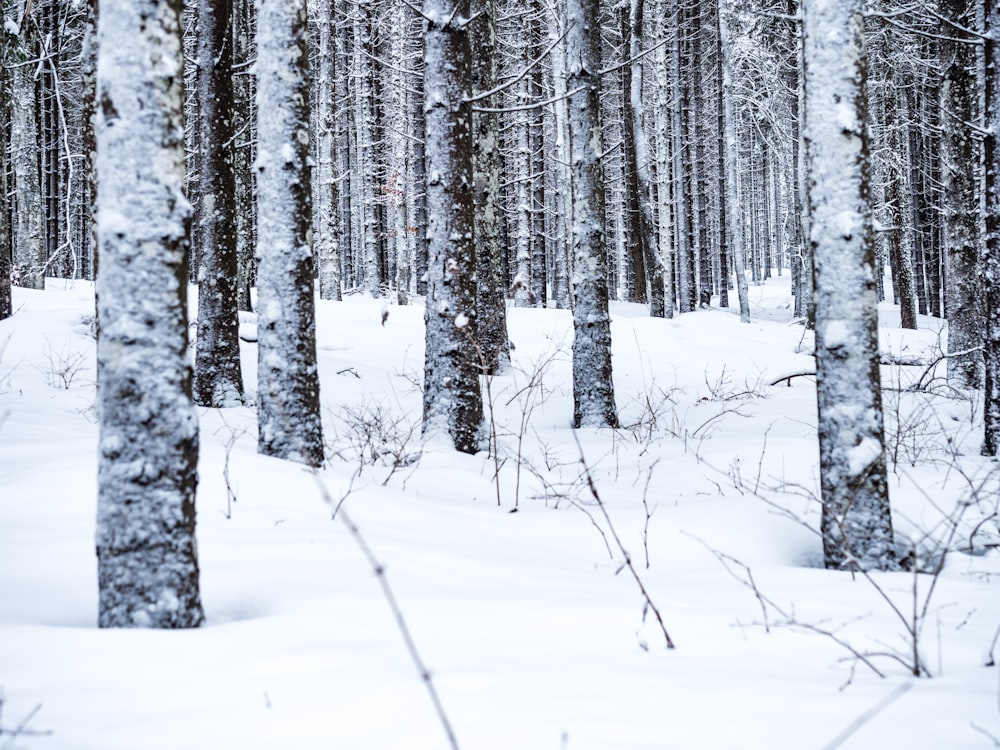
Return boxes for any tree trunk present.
[255,0,325,467]
[422,0,483,452]
[718,0,750,323]
[803,0,896,571]
[940,0,984,387]
[10,1,45,290]
[314,0,342,301]
[194,0,245,407]
[983,0,1000,454]
[95,0,205,628]
[567,0,618,428]
[472,0,511,374]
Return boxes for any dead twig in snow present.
[315,479,460,750]
[572,432,676,649]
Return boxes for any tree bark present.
[803,0,896,571]
[422,0,483,452]
[255,0,325,467]
[472,0,511,374]
[567,0,618,428]
[194,0,245,407]
[940,0,984,387]
[95,0,205,627]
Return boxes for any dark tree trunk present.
[193,0,245,407]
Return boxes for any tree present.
[471,0,511,375]
[983,0,1000,454]
[255,0,325,467]
[0,8,10,320]
[9,0,45,290]
[566,0,617,428]
[803,0,895,571]
[313,0,342,301]
[94,0,205,627]
[940,0,983,388]
[422,0,483,452]
[193,0,245,407]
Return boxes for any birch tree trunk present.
[567,0,618,428]
[95,0,204,627]
[803,0,895,571]
[194,0,245,407]
[255,0,325,467]
[422,0,483,452]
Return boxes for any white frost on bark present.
[803,0,895,571]
[95,0,204,628]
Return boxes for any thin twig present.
[315,479,460,750]
[572,433,675,649]
[818,682,912,750]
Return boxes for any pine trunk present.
[567,0,618,428]
[95,0,204,628]
[803,0,895,571]
[255,0,325,467]
[422,0,483,452]
[194,0,245,407]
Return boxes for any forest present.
[1,0,1000,747]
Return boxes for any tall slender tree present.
[940,0,983,387]
[803,0,895,570]
[94,0,205,627]
[472,0,511,375]
[193,0,245,407]
[567,0,618,428]
[983,0,1000,454]
[422,0,483,452]
[255,0,325,466]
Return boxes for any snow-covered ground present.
[1,278,998,749]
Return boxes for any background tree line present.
[0,0,986,331]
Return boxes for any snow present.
[1,279,999,748]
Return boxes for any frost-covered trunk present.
[803,0,895,571]
[387,2,411,305]
[718,0,749,323]
[567,0,618,428]
[672,2,694,314]
[232,0,256,312]
[0,19,10,321]
[254,0,325,467]
[81,0,98,288]
[334,0,354,292]
[10,1,44,290]
[983,0,1000,454]
[408,28,428,298]
[628,0,663,317]
[471,0,510,374]
[653,17,675,318]
[353,1,380,297]
[512,71,534,308]
[940,0,983,388]
[422,0,483,452]
[314,0,341,301]
[194,0,245,407]
[94,0,204,628]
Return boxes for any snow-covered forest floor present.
[1,278,998,749]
